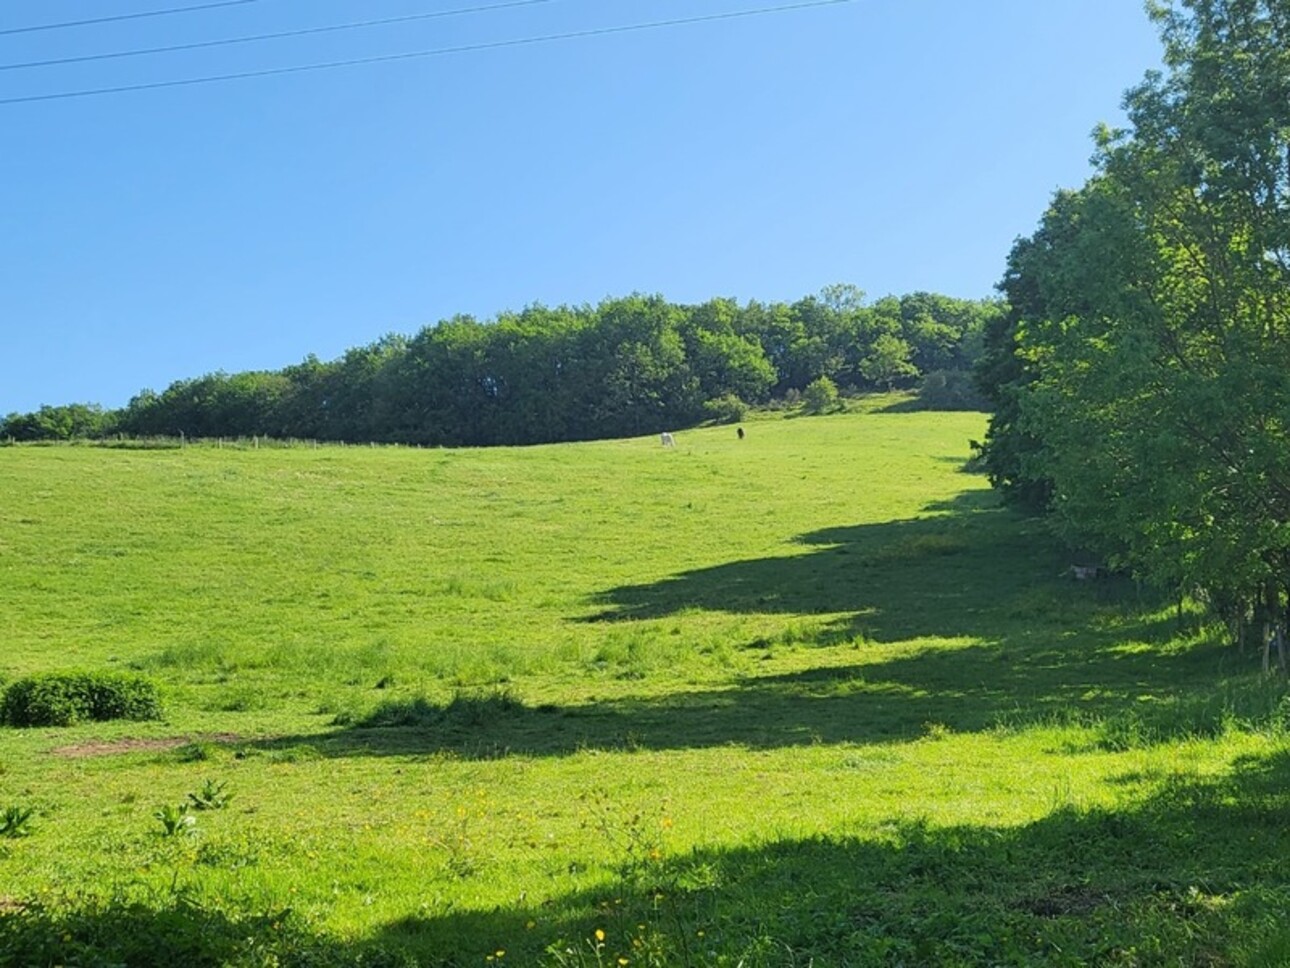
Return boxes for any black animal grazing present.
[736,426,745,440]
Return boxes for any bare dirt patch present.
[51,733,242,758]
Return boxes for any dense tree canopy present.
[4,289,1001,447]
[977,0,1290,654]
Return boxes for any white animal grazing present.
[660,432,675,447]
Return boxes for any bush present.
[802,376,840,414]
[702,394,748,424]
[0,672,163,727]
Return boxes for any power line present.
[1,0,561,73]
[0,0,262,38]
[0,0,857,106]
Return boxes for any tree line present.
[3,287,1000,447]
[975,0,1290,663]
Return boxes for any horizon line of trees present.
[3,286,1002,447]
[975,0,1290,665]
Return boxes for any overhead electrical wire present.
[0,0,857,106]
[0,0,262,38]
[0,0,561,72]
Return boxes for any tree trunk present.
[1263,581,1280,674]
[1279,587,1289,673]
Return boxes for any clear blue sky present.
[0,0,1161,414]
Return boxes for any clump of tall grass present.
[350,688,525,729]
[995,677,1290,750]
[1096,677,1290,751]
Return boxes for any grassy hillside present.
[1,409,1288,966]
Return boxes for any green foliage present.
[915,368,990,411]
[801,375,840,414]
[0,671,162,727]
[356,689,526,730]
[74,286,1002,447]
[173,742,217,763]
[701,393,747,424]
[971,277,1053,509]
[0,805,35,838]
[976,0,1290,622]
[187,779,234,811]
[7,285,1002,449]
[859,333,919,390]
[153,803,196,838]
[0,403,115,442]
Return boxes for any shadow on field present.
[230,491,1269,761]
[354,746,1290,966]
[248,629,1264,762]
[581,489,1132,644]
[14,749,1289,966]
[249,487,1252,760]
[0,892,315,968]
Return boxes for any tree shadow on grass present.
[0,892,334,968]
[244,626,1269,762]
[580,489,1140,646]
[363,746,1290,964]
[417,748,1290,965]
[232,488,1256,761]
[361,748,1290,965]
[22,749,1290,966]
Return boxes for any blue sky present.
[0,0,1161,414]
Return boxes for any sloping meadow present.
[1,410,1288,966]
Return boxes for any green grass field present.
[2,406,1289,967]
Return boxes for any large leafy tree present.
[859,333,918,390]
[981,0,1290,650]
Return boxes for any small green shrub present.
[173,742,217,763]
[187,779,233,811]
[153,803,196,838]
[0,805,35,838]
[0,672,162,727]
[802,376,840,414]
[702,394,748,424]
